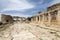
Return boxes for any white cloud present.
[49,0,60,6]
[1,12,32,17]
[12,14,32,18]
[1,0,34,12]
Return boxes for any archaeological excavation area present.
[0,3,60,40]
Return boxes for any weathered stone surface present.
[0,22,60,40]
[29,3,60,25]
[1,14,13,24]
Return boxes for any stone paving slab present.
[0,23,60,40]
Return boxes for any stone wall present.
[1,14,13,24]
[29,3,60,25]
[47,3,60,11]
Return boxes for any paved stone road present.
[0,22,60,40]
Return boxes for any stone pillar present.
[42,15,45,24]
[34,17,36,22]
[48,13,51,25]
[39,16,41,22]
[57,10,60,25]
[36,16,38,23]
[33,17,36,22]
[31,18,33,22]
[40,15,42,23]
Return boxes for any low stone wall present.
[1,14,13,24]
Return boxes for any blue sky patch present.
[0,0,60,17]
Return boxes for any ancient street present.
[0,0,60,40]
[0,22,60,40]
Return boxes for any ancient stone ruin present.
[12,16,26,22]
[0,3,60,40]
[0,14,13,24]
[28,3,60,25]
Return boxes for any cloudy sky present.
[0,0,60,17]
